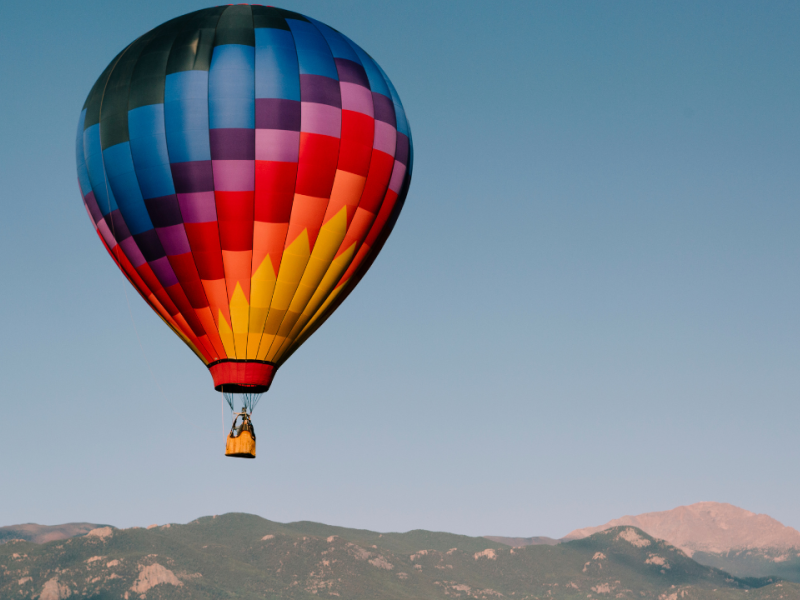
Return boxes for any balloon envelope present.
[76,6,412,392]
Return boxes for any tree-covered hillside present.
[1,514,797,599]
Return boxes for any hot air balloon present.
[75,6,413,457]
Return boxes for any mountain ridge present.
[0,523,105,545]
[2,513,795,599]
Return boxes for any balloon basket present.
[225,430,256,459]
[225,410,256,459]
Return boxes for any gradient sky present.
[1,0,799,539]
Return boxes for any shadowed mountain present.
[1,514,796,599]
[483,535,560,547]
[0,523,104,545]
[690,549,800,585]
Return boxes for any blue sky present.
[1,0,799,538]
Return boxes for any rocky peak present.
[562,502,800,555]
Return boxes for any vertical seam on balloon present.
[260,16,342,362]
[126,26,217,363]
[209,5,239,359]
[252,13,304,361]
[251,14,303,360]
[278,41,398,362]
[244,4,257,363]
[272,27,378,361]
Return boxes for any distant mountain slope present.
[483,535,560,547]
[0,523,104,545]
[563,502,800,555]
[691,549,800,585]
[0,514,795,599]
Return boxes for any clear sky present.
[1,0,799,538]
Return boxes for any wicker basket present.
[226,430,256,458]
[225,411,256,459]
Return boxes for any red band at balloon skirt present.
[208,360,277,393]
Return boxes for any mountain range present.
[0,513,797,599]
[2,502,799,599]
